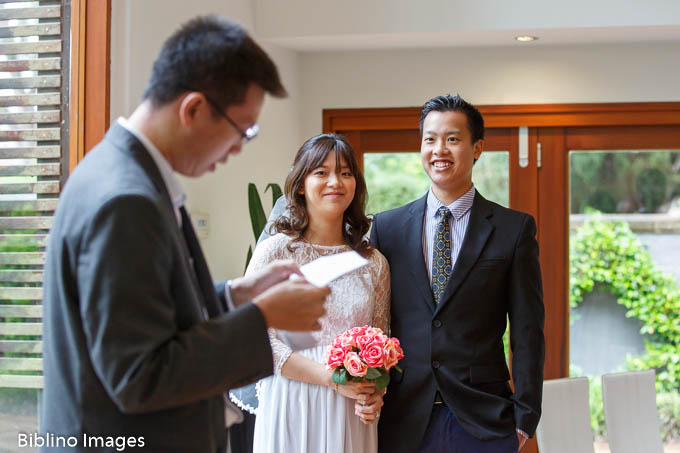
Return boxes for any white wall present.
[110,0,680,280]
[110,0,301,279]
[299,43,680,139]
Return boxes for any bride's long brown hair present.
[274,133,372,256]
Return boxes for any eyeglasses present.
[185,89,259,142]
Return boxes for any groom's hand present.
[231,260,302,305]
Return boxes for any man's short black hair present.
[419,94,485,143]
[142,16,286,110]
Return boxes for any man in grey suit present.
[40,16,328,452]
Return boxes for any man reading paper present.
[41,16,328,452]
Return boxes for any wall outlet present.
[191,211,210,240]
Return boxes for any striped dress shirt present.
[422,185,476,281]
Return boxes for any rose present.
[356,334,374,350]
[326,346,347,370]
[370,334,388,347]
[364,326,384,337]
[348,326,368,339]
[383,338,404,370]
[338,332,357,350]
[360,342,386,369]
[343,351,368,377]
[331,336,351,353]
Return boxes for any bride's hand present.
[354,389,385,424]
[335,381,376,402]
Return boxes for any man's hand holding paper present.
[297,250,369,287]
[276,251,369,350]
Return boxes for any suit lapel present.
[434,192,494,316]
[402,195,436,312]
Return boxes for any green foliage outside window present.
[570,151,680,214]
[364,152,509,215]
[570,212,680,393]
[0,198,42,375]
[570,213,680,440]
[364,154,430,215]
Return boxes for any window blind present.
[0,0,67,389]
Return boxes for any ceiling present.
[262,25,680,52]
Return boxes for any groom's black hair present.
[142,16,286,113]
[419,94,485,143]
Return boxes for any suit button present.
[433,319,442,328]
[432,360,440,369]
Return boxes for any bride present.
[246,133,390,453]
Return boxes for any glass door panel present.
[364,151,510,215]
[568,149,680,448]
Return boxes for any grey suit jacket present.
[40,123,273,452]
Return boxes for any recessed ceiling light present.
[515,35,538,42]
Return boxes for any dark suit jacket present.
[40,124,273,452]
[371,192,544,453]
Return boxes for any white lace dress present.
[249,233,390,453]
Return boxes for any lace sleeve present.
[370,250,391,335]
[245,236,293,374]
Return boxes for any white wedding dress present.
[248,233,390,453]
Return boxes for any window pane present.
[364,151,509,214]
[569,149,680,448]
[473,152,509,208]
[364,153,430,214]
[0,388,39,451]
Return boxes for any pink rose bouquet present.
[324,325,404,389]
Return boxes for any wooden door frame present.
[68,0,111,173]
[323,101,680,382]
[324,102,680,132]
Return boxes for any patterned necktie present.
[431,207,453,304]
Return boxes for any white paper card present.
[298,250,369,287]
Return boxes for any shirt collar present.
[117,117,186,209]
[426,185,476,221]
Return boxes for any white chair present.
[601,369,664,453]
[536,376,595,453]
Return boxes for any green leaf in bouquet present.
[332,368,347,385]
[365,368,382,380]
[374,372,390,390]
[394,365,403,374]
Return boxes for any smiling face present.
[300,150,356,222]
[420,110,483,204]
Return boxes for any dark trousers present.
[229,412,256,453]
[416,405,518,453]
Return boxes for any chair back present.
[601,369,664,453]
[537,376,595,453]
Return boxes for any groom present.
[371,95,545,452]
